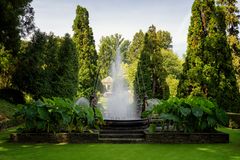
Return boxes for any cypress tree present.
[56,34,78,99]
[72,5,98,98]
[134,25,169,101]
[177,0,240,111]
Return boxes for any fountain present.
[103,48,139,120]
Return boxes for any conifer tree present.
[55,34,78,98]
[134,25,169,101]
[217,0,240,91]
[125,31,145,90]
[72,5,98,98]
[178,0,240,111]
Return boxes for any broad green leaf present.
[179,107,191,117]
[192,107,203,118]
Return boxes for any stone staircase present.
[99,119,149,143]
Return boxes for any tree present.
[177,0,240,112]
[72,5,98,98]
[97,34,130,80]
[0,45,13,88]
[55,34,78,98]
[13,30,48,99]
[217,0,239,53]
[161,49,183,96]
[157,30,173,49]
[217,0,240,91]
[0,0,34,55]
[134,25,169,101]
[125,31,145,90]
[13,30,61,99]
[161,49,183,79]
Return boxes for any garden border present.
[10,131,229,144]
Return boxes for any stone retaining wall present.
[10,132,99,143]
[10,131,229,144]
[144,131,229,144]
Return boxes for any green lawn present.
[0,128,240,160]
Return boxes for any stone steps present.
[99,133,144,139]
[100,129,144,134]
[99,119,148,143]
[98,137,145,143]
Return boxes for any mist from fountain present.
[104,48,139,120]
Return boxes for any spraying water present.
[104,48,139,120]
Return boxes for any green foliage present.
[73,5,98,98]
[0,45,14,88]
[217,0,240,103]
[161,49,183,79]
[156,30,172,49]
[143,97,228,132]
[98,33,130,81]
[55,34,79,98]
[177,0,240,112]
[134,25,169,101]
[123,31,145,90]
[14,97,104,133]
[0,0,34,55]
[13,30,79,99]
[161,49,183,96]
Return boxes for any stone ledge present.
[144,131,229,144]
[10,132,99,143]
[10,131,229,144]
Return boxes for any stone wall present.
[144,131,229,144]
[10,132,99,143]
[10,131,229,144]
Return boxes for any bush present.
[142,97,228,133]
[0,88,25,104]
[14,97,104,133]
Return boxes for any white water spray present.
[104,48,139,120]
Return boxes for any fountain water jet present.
[103,48,139,120]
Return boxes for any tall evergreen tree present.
[72,5,98,98]
[125,31,145,90]
[56,34,78,98]
[217,0,240,91]
[126,30,145,64]
[177,0,240,111]
[134,25,169,101]
[13,30,48,99]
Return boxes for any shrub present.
[0,88,25,104]
[142,97,228,132]
[14,97,104,133]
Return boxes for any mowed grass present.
[0,128,239,160]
